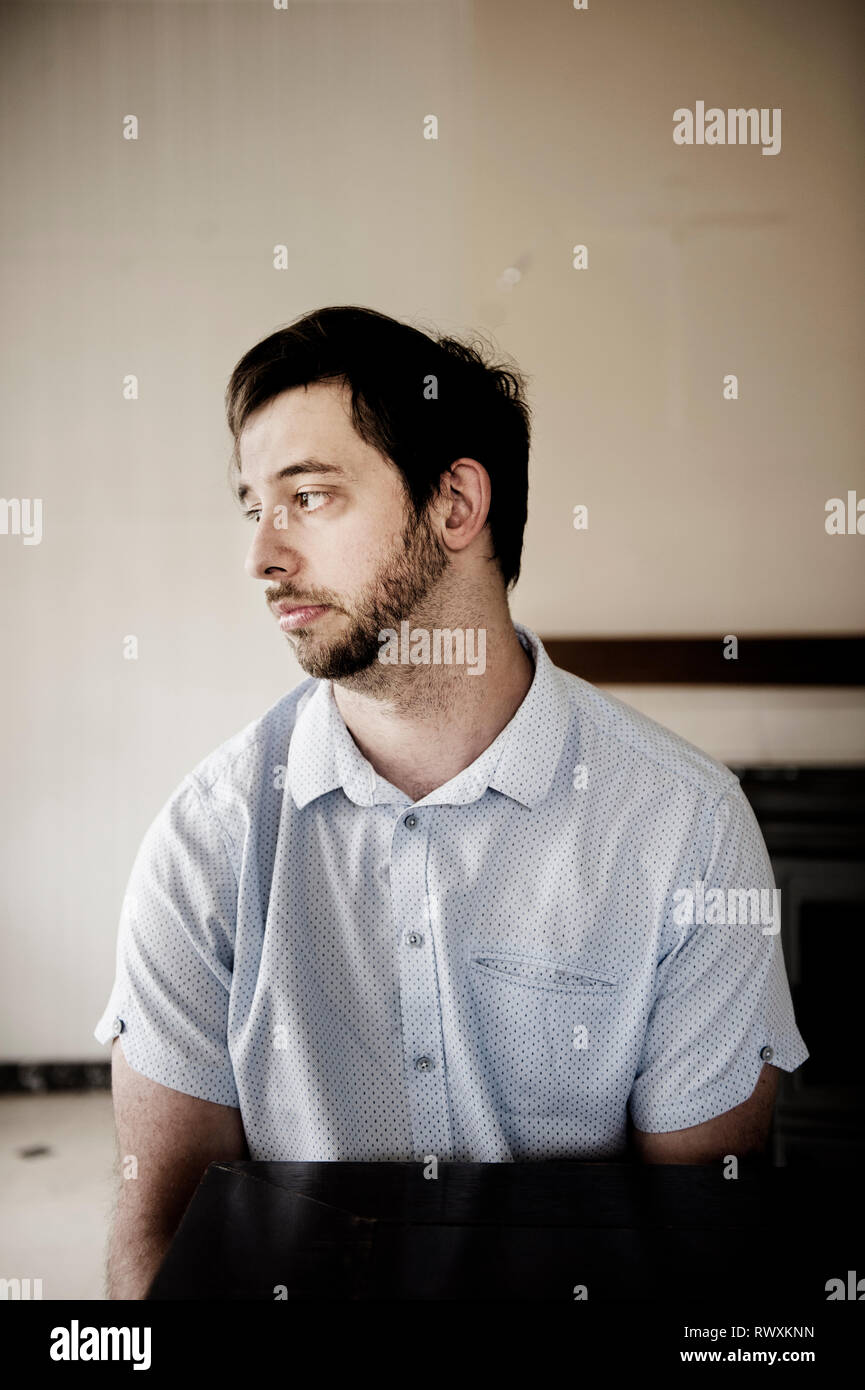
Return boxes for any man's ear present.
[437,457,491,554]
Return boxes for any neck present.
[331,597,534,803]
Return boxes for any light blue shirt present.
[95,623,808,1160]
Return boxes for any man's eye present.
[243,492,329,523]
[296,491,329,511]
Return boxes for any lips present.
[273,603,330,631]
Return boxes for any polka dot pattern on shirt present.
[95,624,808,1160]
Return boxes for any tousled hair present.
[225,305,531,590]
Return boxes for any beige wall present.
[1,0,863,1059]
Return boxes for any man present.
[95,305,807,1298]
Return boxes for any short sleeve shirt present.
[94,623,808,1160]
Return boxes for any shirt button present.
[406,931,424,947]
[414,1055,434,1071]
[404,814,417,828]
[111,1017,125,1037]
[760,1045,775,1062]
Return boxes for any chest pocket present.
[466,948,622,1120]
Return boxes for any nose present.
[244,509,302,582]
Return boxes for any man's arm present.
[631,1061,780,1164]
[106,1038,248,1299]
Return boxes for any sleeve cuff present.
[629,1029,810,1134]
[92,1000,240,1109]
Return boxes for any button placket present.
[390,810,453,1157]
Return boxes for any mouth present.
[273,602,332,632]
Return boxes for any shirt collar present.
[286,622,572,811]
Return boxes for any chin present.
[299,635,381,682]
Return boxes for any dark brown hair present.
[225,305,531,590]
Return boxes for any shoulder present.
[185,678,319,799]
[554,665,740,807]
[147,679,320,863]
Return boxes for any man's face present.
[237,380,449,680]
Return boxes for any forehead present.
[234,380,400,503]
[238,380,355,464]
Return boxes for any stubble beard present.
[287,505,450,682]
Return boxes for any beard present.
[268,504,450,682]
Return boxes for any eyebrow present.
[234,459,349,505]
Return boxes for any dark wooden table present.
[147,1159,861,1302]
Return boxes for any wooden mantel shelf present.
[540,636,865,685]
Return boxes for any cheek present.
[329,507,404,576]
[302,519,381,591]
